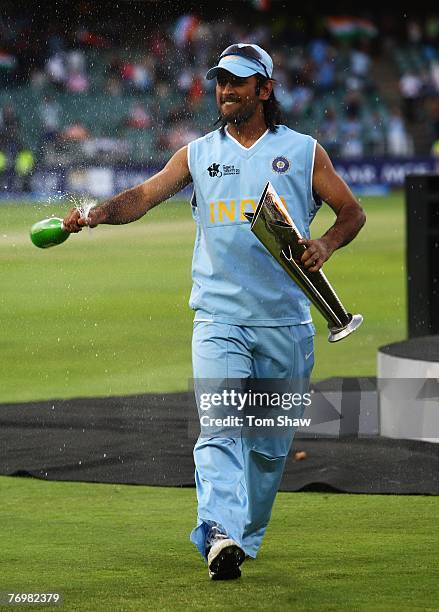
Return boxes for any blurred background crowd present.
[0,2,438,188]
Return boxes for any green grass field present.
[1,476,438,611]
[1,194,438,611]
[0,193,406,403]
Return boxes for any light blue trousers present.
[190,321,314,560]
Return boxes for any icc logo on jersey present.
[207,163,240,177]
[207,163,222,177]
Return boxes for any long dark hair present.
[216,75,284,135]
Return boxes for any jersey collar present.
[224,125,270,158]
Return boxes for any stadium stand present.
[0,10,438,171]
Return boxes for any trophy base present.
[328,314,363,343]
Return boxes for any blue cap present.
[206,43,273,80]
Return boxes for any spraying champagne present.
[30,217,70,249]
[30,201,94,249]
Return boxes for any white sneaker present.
[207,537,245,580]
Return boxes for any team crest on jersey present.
[272,156,290,174]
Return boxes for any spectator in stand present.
[407,19,423,46]
[349,42,372,92]
[426,16,439,41]
[317,107,339,157]
[188,74,204,110]
[0,50,17,86]
[386,106,412,157]
[430,60,439,94]
[154,81,172,117]
[343,90,363,120]
[66,49,87,75]
[399,71,424,122]
[166,120,201,150]
[0,104,21,143]
[165,103,189,126]
[270,50,289,92]
[364,110,386,156]
[75,28,112,49]
[14,148,35,193]
[277,74,296,118]
[124,103,152,129]
[105,75,123,97]
[191,21,213,66]
[47,30,66,55]
[104,55,123,96]
[120,60,136,91]
[46,52,66,90]
[345,47,373,94]
[309,38,329,65]
[286,44,308,79]
[30,68,48,91]
[119,57,155,93]
[107,54,123,79]
[39,95,61,146]
[61,122,89,142]
[314,47,336,93]
[177,67,195,93]
[289,71,313,117]
[132,56,155,92]
[66,69,89,93]
[339,106,364,159]
[0,104,22,182]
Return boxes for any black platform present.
[1,388,439,494]
[379,334,439,361]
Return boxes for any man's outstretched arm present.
[300,143,366,272]
[63,146,191,232]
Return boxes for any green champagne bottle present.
[30,217,70,249]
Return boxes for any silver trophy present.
[245,182,363,342]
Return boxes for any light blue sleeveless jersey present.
[187,124,320,326]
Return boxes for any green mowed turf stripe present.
[1,195,405,402]
[0,476,438,611]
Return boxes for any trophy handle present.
[246,182,363,342]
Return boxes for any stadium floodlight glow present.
[245,182,363,342]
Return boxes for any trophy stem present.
[279,246,349,328]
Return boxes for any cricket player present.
[64,43,365,580]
